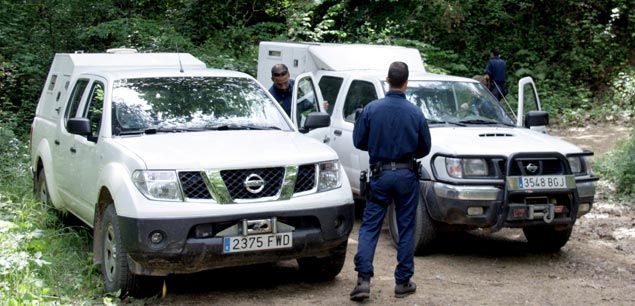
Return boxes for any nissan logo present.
[244,174,265,194]
[526,163,539,173]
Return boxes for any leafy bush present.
[0,126,101,303]
[595,129,635,200]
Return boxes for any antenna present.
[175,42,184,73]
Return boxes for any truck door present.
[516,77,544,132]
[291,72,329,141]
[69,78,106,223]
[329,78,380,195]
[54,78,90,205]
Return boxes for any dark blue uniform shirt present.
[353,91,432,164]
[269,79,295,116]
[485,56,507,89]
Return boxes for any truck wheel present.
[523,225,573,252]
[36,169,51,209]
[388,192,438,255]
[297,241,347,282]
[100,204,160,297]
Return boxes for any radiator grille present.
[220,167,285,200]
[294,164,316,193]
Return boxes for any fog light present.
[467,207,484,216]
[578,203,591,217]
[150,231,164,244]
[334,215,343,229]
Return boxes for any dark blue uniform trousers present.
[354,169,419,284]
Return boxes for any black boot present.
[394,280,416,298]
[349,277,370,301]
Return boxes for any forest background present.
[0,0,633,303]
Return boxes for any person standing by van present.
[484,48,508,100]
[349,62,432,301]
[269,64,294,116]
[269,63,329,117]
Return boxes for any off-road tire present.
[100,204,160,297]
[297,241,347,282]
[36,169,52,210]
[388,191,438,255]
[523,225,573,252]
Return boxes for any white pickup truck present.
[30,49,354,296]
[257,41,599,254]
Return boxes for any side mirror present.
[304,112,331,131]
[67,118,91,136]
[525,110,549,128]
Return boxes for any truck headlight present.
[567,156,589,175]
[132,170,182,201]
[317,161,341,192]
[445,158,488,178]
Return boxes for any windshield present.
[403,80,514,126]
[111,77,292,134]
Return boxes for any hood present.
[114,130,337,169]
[430,126,584,156]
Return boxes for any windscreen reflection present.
[405,81,514,126]
[111,77,291,134]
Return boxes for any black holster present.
[359,170,370,197]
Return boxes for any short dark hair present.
[491,49,500,57]
[387,61,409,88]
[271,63,289,76]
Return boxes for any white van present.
[30,49,354,296]
[257,41,599,254]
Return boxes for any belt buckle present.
[390,161,396,170]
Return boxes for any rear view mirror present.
[303,112,330,131]
[67,118,91,136]
[525,110,549,128]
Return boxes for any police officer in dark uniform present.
[484,48,508,101]
[350,62,432,301]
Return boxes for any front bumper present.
[425,180,596,229]
[118,202,354,276]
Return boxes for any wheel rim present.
[103,223,118,282]
[39,178,49,207]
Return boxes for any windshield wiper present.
[207,124,281,130]
[117,128,157,135]
[458,119,501,125]
[427,119,466,126]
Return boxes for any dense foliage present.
[0,126,101,303]
[0,0,633,137]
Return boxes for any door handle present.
[70,147,77,154]
[54,140,60,145]
[334,130,342,136]
[323,135,330,143]
[54,107,61,114]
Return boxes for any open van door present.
[516,77,548,133]
[292,72,331,142]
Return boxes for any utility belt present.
[359,159,422,198]
[369,160,417,177]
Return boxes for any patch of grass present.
[0,126,102,303]
[595,128,635,206]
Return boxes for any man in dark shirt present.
[268,63,329,119]
[484,49,508,101]
[350,62,432,301]
[268,64,295,116]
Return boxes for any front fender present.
[96,162,138,221]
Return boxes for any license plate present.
[223,232,292,253]
[507,175,574,191]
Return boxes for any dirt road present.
[149,125,634,305]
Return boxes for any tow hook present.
[528,204,555,223]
